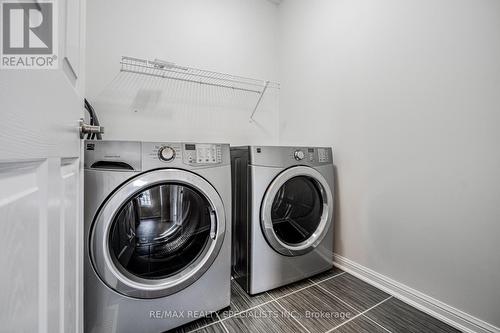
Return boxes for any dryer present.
[84,140,231,332]
[231,146,334,295]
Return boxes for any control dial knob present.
[294,150,305,161]
[159,146,175,161]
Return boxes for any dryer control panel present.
[317,148,330,163]
[245,146,333,168]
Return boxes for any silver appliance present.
[84,141,231,332]
[231,146,334,295]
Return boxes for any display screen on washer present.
[109,183,213,279]
[271,176,323,244]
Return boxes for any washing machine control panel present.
[183,143,222,165]
[107,142,228,170]
[146,143,222,165]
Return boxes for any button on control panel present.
[183,143,222,165]
[308,148,315,162]
[318,148,329,163]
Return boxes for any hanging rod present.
[119,56,279,119]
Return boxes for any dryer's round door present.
[261,166,333,256]
[90,169,226,299]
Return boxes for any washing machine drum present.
[109,184,211,279]
[90,169,226,299]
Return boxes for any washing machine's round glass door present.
[261,166,333,256]
[90,169,226,299]
[109,183,213,279]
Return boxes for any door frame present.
[260,166,333,256]
[90,169,226,299]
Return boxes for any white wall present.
[85,0,279,144]
[278,0,500,328]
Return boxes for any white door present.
[0,0,86,332]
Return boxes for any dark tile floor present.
[170,268,461,333]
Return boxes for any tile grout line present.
[308,271,346,285]
[313,272,408,333]
[312,273,395,323]
[310,272,393,333]
[185,271,347,332]
[361,313,393,333]
[268,291,311,333]
[313,272,411,333]
[216,312,230,333]
[216,271,345,324]
[325,296,393,333]
[272,283,317,300]
[313,282,361,314]
[218,297,277,323]
[219,270,346,322]
[269,271,346,303]
[218,281,320,322]
[185,313,222,333]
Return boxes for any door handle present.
[79,118,104,139]
[209,210,217,240]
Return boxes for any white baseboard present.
[333,254,500,333]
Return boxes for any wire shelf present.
[120,56,279,120]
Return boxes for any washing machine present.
[84,140,231,333]
[231,146,334,295]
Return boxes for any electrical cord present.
[84,99,94,139]
[84,98,103,140]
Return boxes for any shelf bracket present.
[250,80,270,122]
